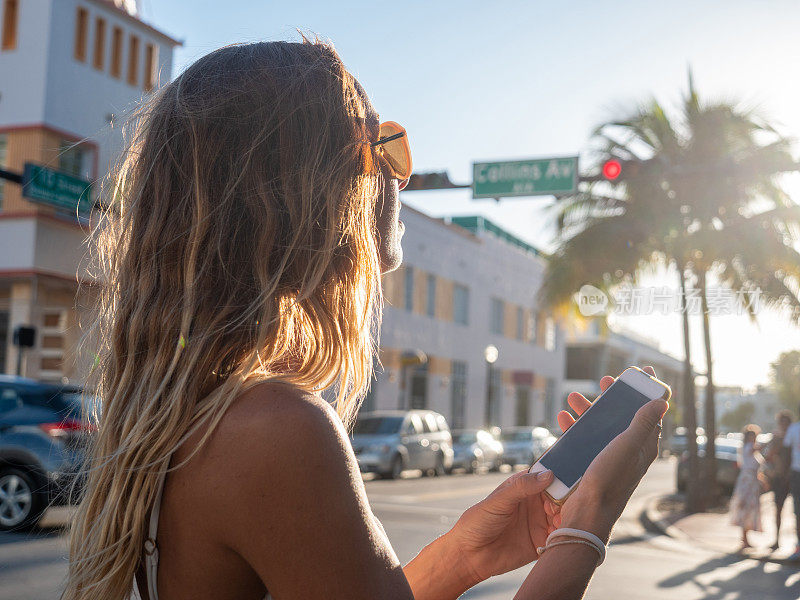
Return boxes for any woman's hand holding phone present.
[550,366,669,543]
[407,368,668,600]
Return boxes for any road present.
[0,458,798,599]
[366,458,799,599]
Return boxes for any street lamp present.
[484,345,499,426]
[484,344,498,365]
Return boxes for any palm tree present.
[540,72,800,512]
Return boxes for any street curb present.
[641,494,692,541]
[642,494,799,566]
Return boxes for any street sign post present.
[21,163,93,215]
[472,156,578,199]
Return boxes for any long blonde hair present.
[65,39,384,599]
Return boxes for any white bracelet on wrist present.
[536,527,607,565]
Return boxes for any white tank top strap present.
[143,470,166,600]
[131,468,271,600]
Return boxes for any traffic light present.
[602,159,622,181]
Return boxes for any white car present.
[501,426,557,467]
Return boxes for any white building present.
[0,0,179,381]
[367,208,566,430]
[563,321,684,400]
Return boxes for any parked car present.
[676,437,741,495]
[500,426,557,467]
[451,429,504,473]
[0,376,93,531]
[669,426,707,456]
[351,410,454,479]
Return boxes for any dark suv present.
[0,375,91,530]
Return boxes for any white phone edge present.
[528,366,670,503]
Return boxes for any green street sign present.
[472,156,578,199]
[22,163,93,215]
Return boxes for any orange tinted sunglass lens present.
[378,121,412,180]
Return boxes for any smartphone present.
[528,366,671,504]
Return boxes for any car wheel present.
[0,467,46,532]
[433,453,446,477]
[388,455,405,480]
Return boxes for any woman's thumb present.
[626,399,669,446]
[490,469,554,508]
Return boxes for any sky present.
[137,0,800,389]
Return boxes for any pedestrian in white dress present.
[730,425,764,550]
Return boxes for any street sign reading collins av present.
[472,156,578,199]
[22,163,93,215]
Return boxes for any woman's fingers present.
[599,375,615,392]
[567,392,592,417]
[561,368,656,434]
[557,410,576,433]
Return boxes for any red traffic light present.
[602,159,622,180]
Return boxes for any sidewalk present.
[644,491,800,564]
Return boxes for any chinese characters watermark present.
[575,284,762,317]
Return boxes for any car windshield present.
[353,416,403,435]
[455,431,478,444]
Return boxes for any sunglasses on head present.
[371,121,412,190]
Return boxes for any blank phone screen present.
[539,380,653,487]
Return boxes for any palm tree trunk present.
[698,268,718,507]
[678,261,703,513]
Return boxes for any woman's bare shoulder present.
[224,380,340,433]
[171,381,411,599]
[207,380,351,473]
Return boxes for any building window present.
[485,367,502,426]
[408,362,428,410]
[59,141,87,178]
[127,34,140,86]
[544,317,557,351]
[1,0,18,51]
[110,26,123,78]
[527,311,538,344]
[544,378,557,426]
[404,266,414,312]
[515,385,531,426]
[143,43,158,91]
[516,306,524,340]
[490,297,504,335]
[74,6,89,62]
[425,274,436,317]
[92,17,106,70]
[450,361,467,430]
[0,134,7,208]
[453,284,469,325]
[565,346,598,380]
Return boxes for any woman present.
[730,425,765,550]
[65,40,668,600]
